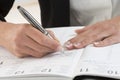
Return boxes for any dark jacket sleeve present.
[38,0,70,28]
[0,0,15,21]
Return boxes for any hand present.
[65,16,120,50]
[0,22,61,58]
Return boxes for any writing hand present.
[0,22,61,58]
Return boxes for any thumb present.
[47,30,60,43]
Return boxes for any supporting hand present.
[65,17,120,50]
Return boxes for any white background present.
[6,0,41,24]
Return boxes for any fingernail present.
[73,43,81,48]
[94,42,100,45]
[65,41,73,48]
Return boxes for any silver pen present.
[17,6,53,39]
[17,6,65,53]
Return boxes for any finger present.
[26,27,61,51]
[20,46,53,58]
[47,30,60,42]
[94,35,119,47]
[72,30,114,49]
[67,25,97,44]
[65,27,111,49]
[64,41,74,50]
[12,45,30,58]
[69,30,92,43]
[22,35,57,53]
[65,30,92,49]
[75,26,90,34]
[75,28,85,34]
[66,21,115,47]
[14,52,29,58]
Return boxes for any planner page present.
[0,27,84,78]
[74,43,120,79]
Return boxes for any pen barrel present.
[45,32,53,39]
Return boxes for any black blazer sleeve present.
[0,0,14,21]
[38,0,70,28]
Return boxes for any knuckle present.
[102,39,110,46]
[92,35,99,40]
[13,32,24,45]
[80,38,93,47]
[14,39,22,50]
[80,41,87,47]
[101,42,108,46]
[13,47,27,58]
[14,36,21,46]
[14,46,21,54]
[100,41,105,45]
[69,37,77,43]
[81,40,89,45]
[107,38,113,43]
[52,43,59,49]
[18,24,30,33]
[20,24,30,29]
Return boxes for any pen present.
[17,6,65,53]
[17,6,53,39]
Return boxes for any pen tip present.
[17,6,20,9]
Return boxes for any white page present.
[0,27,84,78]
[75,43,120,78]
